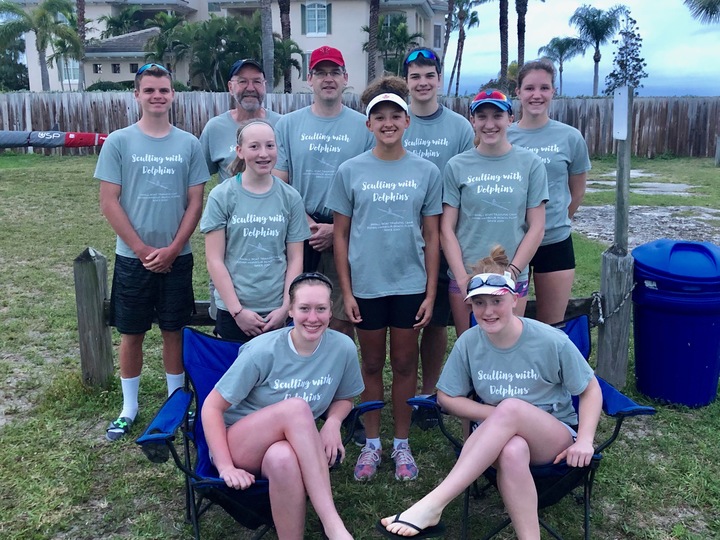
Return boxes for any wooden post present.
[597,87,634,389]
[715,135,719,167]
[74,247,114,387]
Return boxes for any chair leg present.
[250,524,272,539]
[539,517,564,540]
[584,476,593,540]
[479,517,512,540]
[462,486,470,540]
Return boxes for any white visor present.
[365,93,409,119]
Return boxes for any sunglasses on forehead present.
[404,49,438,64]
[137,63,170,75]
[466,274,516,295]
[290,272,333,291]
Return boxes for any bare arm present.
[554,376,602,467]
[414,214,440,329]
[440,204,470,292]
[509,203,546,278]
[272,169,289,183]
[99,181,153,262]
[319,398,354,465]
[437,390,495,423]
[262,241,304,332]
[568,172,587,219]
[332,212,361,323]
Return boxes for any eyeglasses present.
[404,49,438,64]
[311,68,345,78]
[231,77,266,87]
[466,274,515,295]
[290,272,334,292]
[137,63,170,75]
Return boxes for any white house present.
[18,0,447,93]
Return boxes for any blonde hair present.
[471,245,510,275]
[226,119,275,176]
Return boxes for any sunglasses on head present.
[467,274,515,295]
[290,272,333,292]
[137,63,170,75]
[404,49,438,64]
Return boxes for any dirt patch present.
[573,205,720,249]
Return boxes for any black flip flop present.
[375,514,446,539]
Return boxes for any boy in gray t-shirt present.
[95,64,209,442]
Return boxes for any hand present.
[308,222,334,252]
[217,465,256,490]
[143,246,180,273]
[456,273,471,297]
[412,296,434,329]
[554,438,595,468]
[319,422,345,467]
[262,306,289,332]
[234,308,267,337]
[343,295,362,324]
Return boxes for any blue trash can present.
[632,239,720,407]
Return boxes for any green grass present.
[1,152,719,539]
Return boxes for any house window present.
[302,2,332,36]
[93,64,102,74]
[112,63,121,74]
[434,24,442,49]
[58,59,79,85]
[130,63,139,74]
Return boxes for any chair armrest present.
[135,388,193,452]
[341,400,384,446]
[597,376,656,418]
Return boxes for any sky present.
[444,0,720,97]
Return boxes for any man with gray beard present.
[200,59,282,183]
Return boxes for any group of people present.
[96,44,601,540]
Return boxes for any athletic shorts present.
[109,253,195,334]
[355,293,425,331]
[214,308,290,343]
[449,278,530,299]
[429,252,451,327]
[530,236,576,273]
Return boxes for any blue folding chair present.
[136,326,383,540]
[410,314,656,540]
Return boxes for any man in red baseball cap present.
[309,45,345,70]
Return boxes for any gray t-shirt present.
[215,327,365,426]
[508,120,591,245]
[403,105,475,171]
[199,176,310,314]
[443,146,548,281]
[199,109,283,182]
[94,124,210,258]
[327,150,442,298]
[274,106,375,218]
[437,317,594,425]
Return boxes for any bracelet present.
[508,263,521,276]
[232,307,244,318]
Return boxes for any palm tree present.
[97,5,142,39]
[0,0,78,91]
[363,14,423,75]
[76,0,86,90]
[144,11,184,68]
[515,0,544,68]
[447,0,484,96]
[570,4,626,96]
[367,0,380,82]
[277,0,292,88]
[498,0,509,89]
[260,0,274,89]
[537,36,586,95]
[48,13,82,91]
[274,36,302,92]
[442,0,455,69]
[684,0,720,23]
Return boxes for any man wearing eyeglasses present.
[402,47,475,411]
[95,63,210,442]
[200,59,282,183]
[273,46,374,340]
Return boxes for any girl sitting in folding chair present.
[202,273,363,540]
[378,246,602,540]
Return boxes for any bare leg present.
[389,327,420,439]
[160,329,183,374]
[419,325,447,394]
[380,399,573,537]
[355,328,388,438]
[514,295,528,317]
[262,441,306,540]
[449,292,471,337]
[226,398,351,539]
[534,269,575,325]
[119,333,145,378]
[330,317,355,340]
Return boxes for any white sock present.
[393,438,409,450]
[365,437,381,450]
[119,376,140,420]
[166,372,185,396]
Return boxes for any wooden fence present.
[1,91,719,158]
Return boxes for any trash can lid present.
[633,239,720,289]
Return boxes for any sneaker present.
[106,416,133,442]
[354,443,381,481]
[392,442,418,481]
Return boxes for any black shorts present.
[214,309,292,343]
[109,253,195,334]
[530,236,576,274]
[429,252,451,327]
[355,293,425,331]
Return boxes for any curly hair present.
[360,76,409,108]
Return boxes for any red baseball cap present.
[309,46,345,70]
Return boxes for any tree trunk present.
[558,63,564,95]
[499,0,509,90]
[593,47,601,96]
[260,0,275,90]
[447,44,460,95]
[278,0,292,92]
[455,33,464,97]
[77,0,86,91]
[442,0,455,70]
[367,0,380,83]
[516,0,527,68]
[38,46,51,91]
